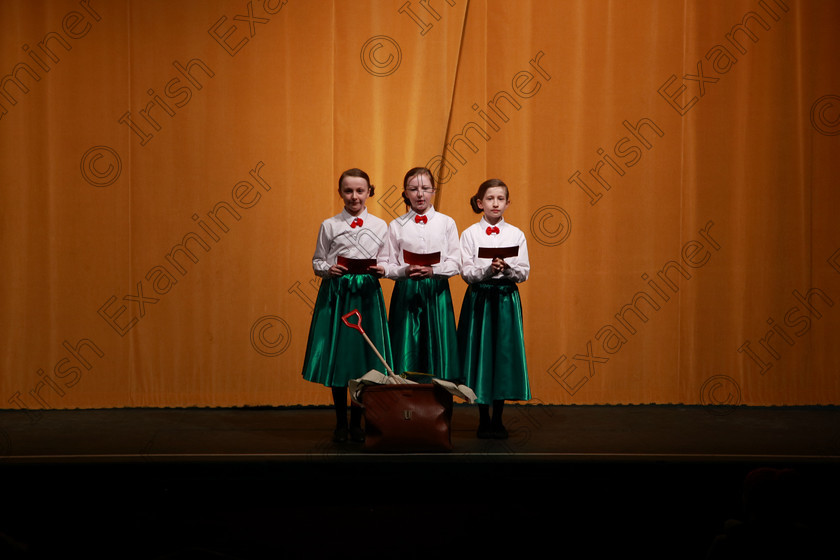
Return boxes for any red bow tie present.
[486,226,499,235]
[350,217,363,228]
[415,215,428,224]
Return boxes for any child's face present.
[339,176,370,216]
[404,173,434,214]
[477,186,510,224]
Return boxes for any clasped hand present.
[407,265,433,279]
[491,257,508,274]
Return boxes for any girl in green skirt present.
[301,169,393,443]
[458,179,531,439]
[383,167,461,382]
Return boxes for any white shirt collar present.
[479,216,505,231]
[342,207,369,224]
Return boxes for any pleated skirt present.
[388,277,461,382]
[457,281,530,404]
[301,274,393,387]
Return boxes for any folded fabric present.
[349,370,476,405]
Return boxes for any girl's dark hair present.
[338,168,375,197]
[401,167,435,209]
[470,178,509,213]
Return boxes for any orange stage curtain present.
[1,0,838,409]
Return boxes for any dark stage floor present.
[1,404,838,559]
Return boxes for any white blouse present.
[312,208,388,278]
[382,206,461,279]
[460,217,530,284]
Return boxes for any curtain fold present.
[1,0,838,409]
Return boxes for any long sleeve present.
[312,222,332,278]
[384,207,460,279]
[311,209,388,278]
[459,219,530,284]
[460,226,494,283]
[501,232,529,283]
[383,221,409,279]
[431,216,461,278]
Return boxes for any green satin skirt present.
[457,281,530,404]
[301,274,393,387]
[388,277,461,381]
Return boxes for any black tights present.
[478,400,505,428]
[331,387,362,429]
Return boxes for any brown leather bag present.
[362,383,453,452]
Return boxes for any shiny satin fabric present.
[388,277,461,382]
[301,274,392,388]
[458,282,530,405]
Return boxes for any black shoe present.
[349,426,366,443]
[476,424,493,439]
[333,427,349,443]
[491,425,508,440]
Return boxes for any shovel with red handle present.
[341,309,397,378]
